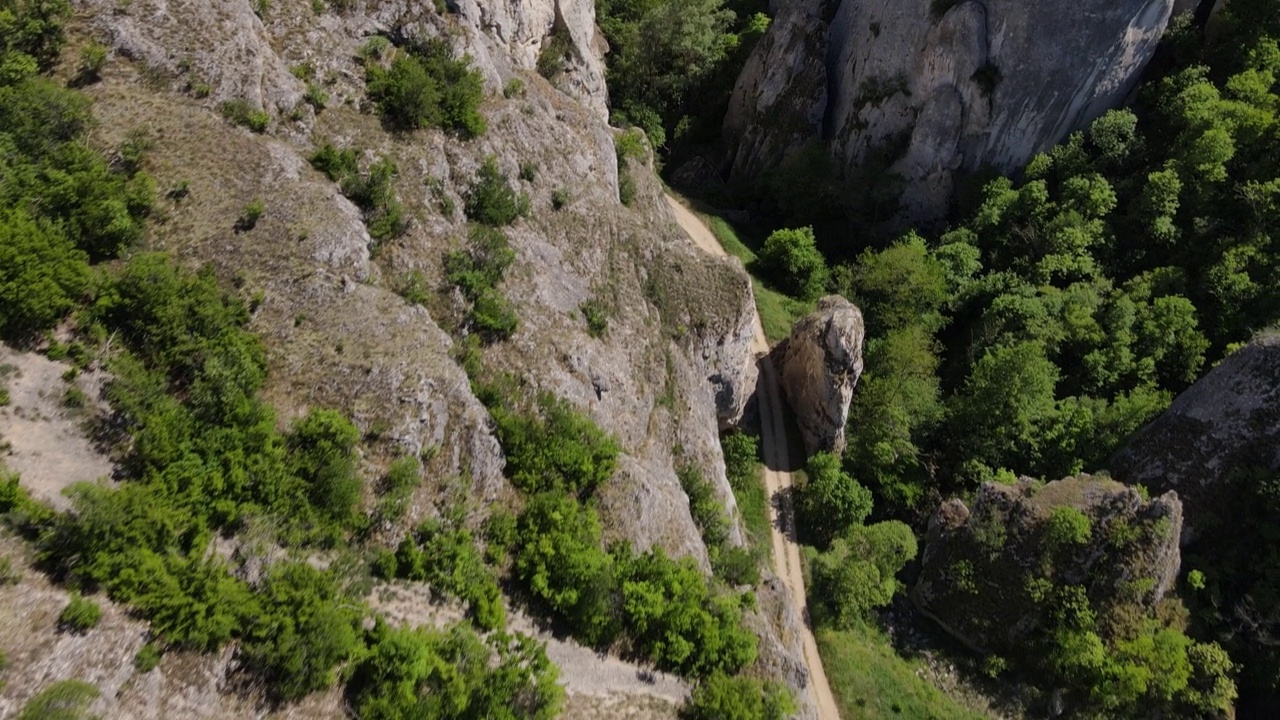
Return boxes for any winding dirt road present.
[666,196,841,720]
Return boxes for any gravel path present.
[666,195,843,720]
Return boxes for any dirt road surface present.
[665,195,841,720]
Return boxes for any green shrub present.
[304,82,328,109]
[502,77,524,98]
[519,160,538,182]
[239,562,362,701]
[0,386,9,406]
[679,465,730,551]
[471,287,519,339]
[491,393,619,495]
[219,99,269,132]
[580,299,609,337]
[346,620,564,720]
[17,680,99,720]
[758,226,829,301]
[59,593,103,632]
[614,130,647,206]
[287,408,363,523]
[394,519,506,630]
[133,642,162,672]
[1046,506,1093,549]
[77,41,108,82]
[395,270,430,306]
[551,187,570,210]
[682,672,796,720]
[464,156,529,226]
[364,38,486,137]
[237,199,265,231]
[0,556,20,584]
[536,23,573,79]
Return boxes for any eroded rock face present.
[772,296,864,456]
[1110,332,1280,537]
[724,0,1175,225]
[913,475,1183,654]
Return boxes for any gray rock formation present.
[45,0,816,715]
[913,475,1183,654]
[1110,331,1280,537]
[724,0,1175,225]
[773,296,865,456]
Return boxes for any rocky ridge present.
[724,0,1177,225]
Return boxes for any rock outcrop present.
[724,0,1175,225]
[1110,331,1280,537]
[772,296,864,456]
[27,0,816,715]
[913,475,1183,654]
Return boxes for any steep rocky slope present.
[0,0,815,714]
[723,0,1176,224]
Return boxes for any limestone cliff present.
[0,0,817,715]
[724,0,1175,225]
[1110,331,1280,537]
[913,475,1183,654]
[772,295,865,457]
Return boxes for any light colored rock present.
[913,475,1183,654]
[772,296,865,457]
[724,0,1175,226]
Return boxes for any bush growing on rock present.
[17,680,99,720]
[58,592,102,632]
[365,37,486,137]
[464,156,529,226]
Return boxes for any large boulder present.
[1110,331,1280,537]
[772,296,864,456]
[723,0,1175,226]
[913,475,1183,654]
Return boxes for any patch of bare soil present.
[0,345,115,509]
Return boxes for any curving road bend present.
[666,195,841,720]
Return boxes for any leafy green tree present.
[848,232,948,334]
[809,521,916,628]
[947,342,1060,478]
[794,452,872,549]
[758,226,829,301]
[514,492,618,644]
[365,38,486,137]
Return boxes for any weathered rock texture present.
[724,0,1175,225]
[4,0,816,715]
[1110,331,1280,537]
[772,295,865,456]
[913,475,1183,654]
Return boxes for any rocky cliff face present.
[724,0,1175,225]
[772,295,864,456]
[1110,331,1280,537]
[913,475,1182,654]
[5,0,817,715]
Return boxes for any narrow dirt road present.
[666,196,841,720]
